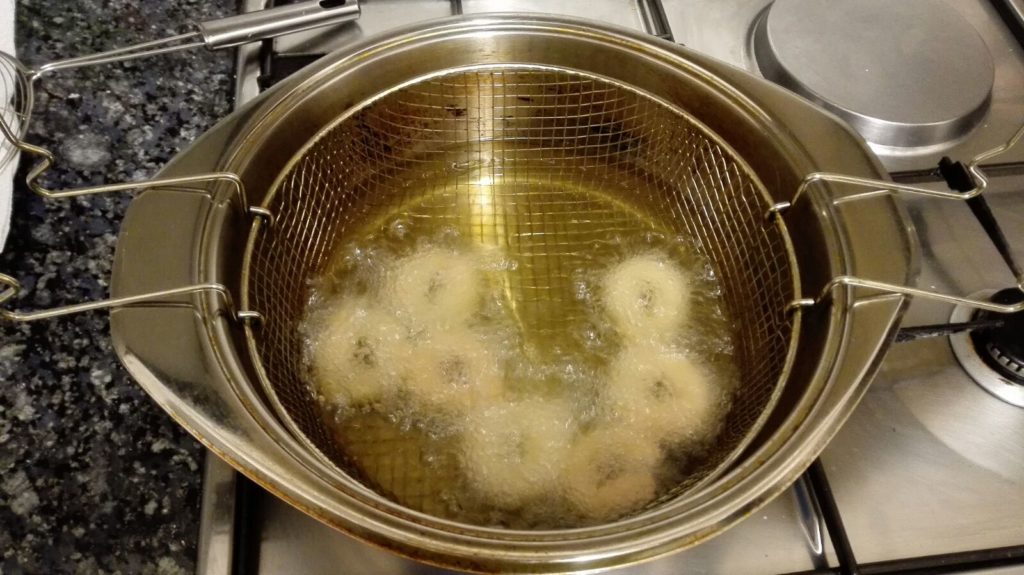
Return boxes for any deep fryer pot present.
[112,16,913,572]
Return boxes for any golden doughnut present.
[602,345,717,445]
[387,246,482,329]
[395,329,506,415]
[460,398,575,506]
[601,254,689,344]
[309,297,406,406]
[560,427,662,521]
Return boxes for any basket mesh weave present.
[245,67,795,520]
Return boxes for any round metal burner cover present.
[754,0,994,148]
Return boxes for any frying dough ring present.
[388,247,481,328]
[461,399,575,506]
[309,297,406,406]
[561,428,662,521]
[397,330,506,415]
[602,346,717,445]
[602,254,689,344]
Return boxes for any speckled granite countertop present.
[1,1,235,572]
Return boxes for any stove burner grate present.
[970,288,1024,385]
[951,289,1024,407]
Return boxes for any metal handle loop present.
[0,113,268,324]
[0,88,253,216]
[0,1,351,326]
[0,273,261,323]
[770,123,1024,217]
[1,0,363,193]
[787,277,1024,315]
[772,123,1024,315]
[0,111,271,326]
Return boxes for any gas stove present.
[198,1,1024,573]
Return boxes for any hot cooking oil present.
[299,160,739,528]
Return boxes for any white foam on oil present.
[300,216,739,528]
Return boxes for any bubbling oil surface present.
[300,166,739,528]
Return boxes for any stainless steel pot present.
[111,16,916,572]
[6,13,1022,574]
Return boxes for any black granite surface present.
[1,1,235,572]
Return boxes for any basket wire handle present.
[0,279,240,323]
[0,98,262,322]
[0,115,254,215]
[770,123,1024,315]
[1,0,363,207]
[0,1,362,323]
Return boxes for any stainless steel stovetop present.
[198,1,1024,573]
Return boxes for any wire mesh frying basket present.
[242,65,798,524]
